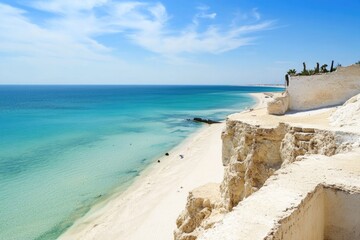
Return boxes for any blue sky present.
[0,0,359,85]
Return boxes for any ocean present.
[0,85,283,239]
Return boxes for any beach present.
[0,86,277,240]
[59,93,264,240]
[1,1,358,239]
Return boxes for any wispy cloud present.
[32,0,109,13]
[251,8,261,21]
[0,1,274,61]
[193,4,217,26]
[0,3,113,61]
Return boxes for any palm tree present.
[287,69,297,75]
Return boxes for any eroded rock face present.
[221,121,344,210]
[280,127,337,165]
[175,119,358,240]
[174,183,225,240]
[221,122,287,210]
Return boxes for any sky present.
[0,0,359,85]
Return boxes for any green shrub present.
[321,64,328,73]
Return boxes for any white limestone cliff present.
[174,92,360,240]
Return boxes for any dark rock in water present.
[165,152,169,156]
[126,169,138,176]
[192,117,221,124]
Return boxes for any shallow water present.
[0,85,283,239]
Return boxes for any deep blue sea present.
[0,85,283,240]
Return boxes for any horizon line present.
[0,83,285,87]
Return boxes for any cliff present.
[175,93,360,240]
[267,64,360,115]
[200,150,360,240]
[287,64,360,111]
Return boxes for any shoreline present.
[247,84,285,88]
[59,93,265,240]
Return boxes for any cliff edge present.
[175,93,360,240]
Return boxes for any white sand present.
[59,93,264,240]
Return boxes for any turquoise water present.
[0,85,283,239]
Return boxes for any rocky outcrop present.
[174,183,225,240]
[198,150,360,240]
[267,91,290,115]
[280,127,337,165]
[220,121,346,210]
[192,118,221,124]
[175,118,359,240]
[221,121,287,210]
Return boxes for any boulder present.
[267,91,290,115]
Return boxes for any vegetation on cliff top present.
[288,60,359,76]
[287,61,341,76]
